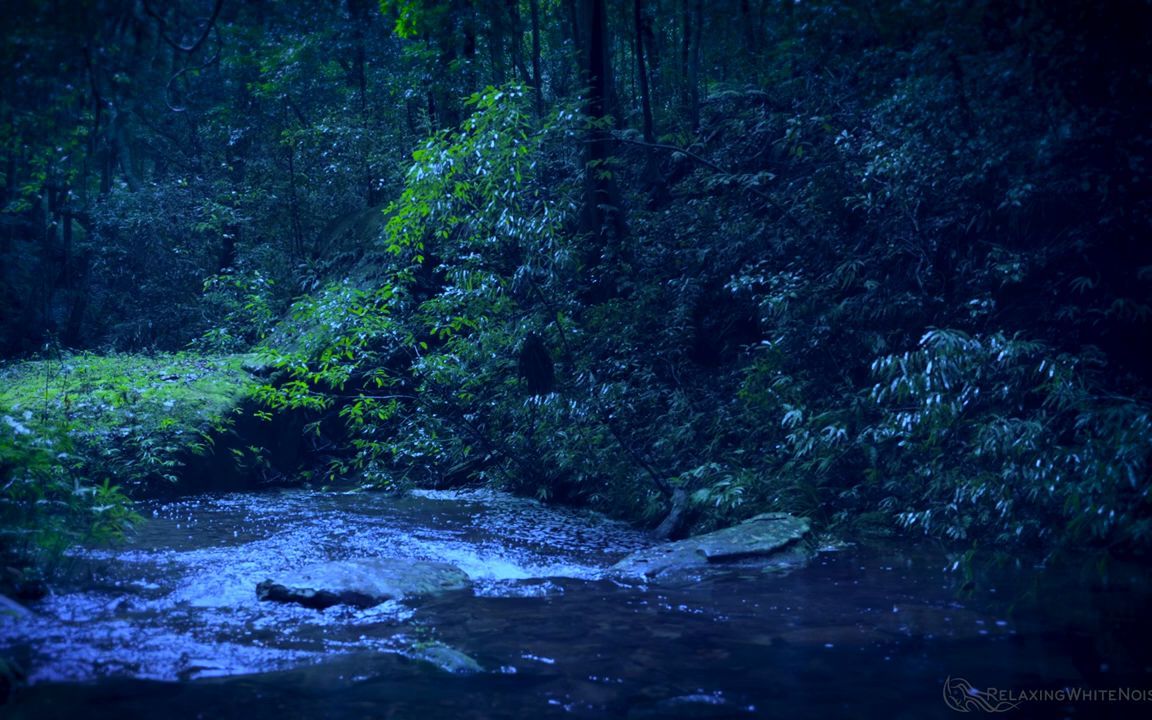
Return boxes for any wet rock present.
[0,593,32,618]
[612,513,811,580]
[405,644,484,674]
[256,558,471,609]
[628,693,744,719]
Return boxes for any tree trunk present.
[460,0,478,100]
[740,0,756,54]
[507,0,527,85]
[530,0,543,116]
[579,0,626,245]
[687,0,702,132]
[634,0,654,144]
[488,0,507,85]
[680,0,690,112]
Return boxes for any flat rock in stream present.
[256,558,471,609]
[405,644,485,674]
[612,512,811,580]
[0,593,32,618]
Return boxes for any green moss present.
[0,352,263,588]
[1,353,259,426]
[0,352,261,475]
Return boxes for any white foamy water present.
[1,487,653,683]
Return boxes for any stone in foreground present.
[612,512,811,580]
[257,558,471,609]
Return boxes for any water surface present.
[2,489,1149,718]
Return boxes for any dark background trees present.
[2,0,1149,556]
[1,0,413,353]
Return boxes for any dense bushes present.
[1,0,1148,562]
[864,330,1151,548]
[261,65,1150,556]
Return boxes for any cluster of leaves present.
[195,270,279,353]
[257,87,588,494]
[0,404,127,594]
[0,413,139,596]
[865,330,1151,547]
[255,281,408,484]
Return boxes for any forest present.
[0,0,1150,636]
[2,1,1151,715]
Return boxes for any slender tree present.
[578,0,627,246]
[634,0,654,143]
[530,0,543,116]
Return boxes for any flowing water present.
[1,489,1150,719]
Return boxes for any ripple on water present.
[0,488,654,683]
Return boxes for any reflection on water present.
[2,489,1150,719]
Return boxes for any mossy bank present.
[0,352,273,595]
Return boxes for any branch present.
[424,383,534,485]
[336,393,417,402]
[143,0,224,111]
[599,408,673,499]
[143,0,224,54]
[608,133,805,229]
[610,134,727,175]
[163,24,222,112]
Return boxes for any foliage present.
[196,270,280,353]
[864,330,1151,549]
[0,395,136,592]
[257,86,583,491]
[1,0,1149,565]
[255,280,409,485]
[256,0,1151,557]
[0,351,265,584]
[0,0,411,354]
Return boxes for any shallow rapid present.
[2,489,1149,719]
[2,489,654,683]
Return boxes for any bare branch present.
[143,0,224,54]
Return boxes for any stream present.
[2,489,1150,719]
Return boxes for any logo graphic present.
[943,677,1021,713]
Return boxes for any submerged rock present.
[0,593,32,618]
[405,643,484,674]
[256,558,471,609]
[612,512,811,580]
[628,693,739,719]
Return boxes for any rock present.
[0,593,32,618]
[406,644,484,674]
[241,356,276,378]
[628,693,739,719]
[257,558,471,609]
[612,512,811,580]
